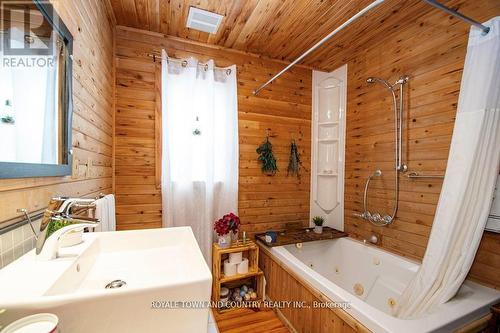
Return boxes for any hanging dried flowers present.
[256,136,278,175]
[287,139,302,178]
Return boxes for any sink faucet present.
[35,198,100,260]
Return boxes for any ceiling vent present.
[186,7,223,34]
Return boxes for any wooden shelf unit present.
[212,240,263,312]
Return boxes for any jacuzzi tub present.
[269,238,500,333]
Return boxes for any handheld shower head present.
[373,169,382,177]
[366,77,393,90]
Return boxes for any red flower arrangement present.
[214,213,240,236]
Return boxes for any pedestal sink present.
[0,227,212,333]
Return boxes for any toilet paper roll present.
[229,252,243,264]
[223,259,237,277]
[237,258,249,274]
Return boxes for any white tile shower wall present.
[0,219,40,269]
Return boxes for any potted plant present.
[214,213,240,248]
[312,216,325,234]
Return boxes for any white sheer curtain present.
[161,50,239,265]
[396,17,500,318]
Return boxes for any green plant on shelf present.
[312,216,324,226]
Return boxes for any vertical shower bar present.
[398,82,403,171]
[396,76,408,172]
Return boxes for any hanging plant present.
[287,139,303,178]
[256,136,278,175]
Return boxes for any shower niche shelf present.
[311,66,346,231]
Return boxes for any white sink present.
[0,227,212,333]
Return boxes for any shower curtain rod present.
[253,0,490,95]
[423,0,490,35]
[252,0,385,95]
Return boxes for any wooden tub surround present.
[258,241,370,333]
[256,227,347,247]
[258,240,499,333]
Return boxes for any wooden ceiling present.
[109,0,493,70]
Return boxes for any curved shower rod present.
[253,0,490,95]
[252,0,386,95]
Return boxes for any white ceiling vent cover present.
[186,7,223,34]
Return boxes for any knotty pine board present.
[114,26,311,233]
[342,2,500,288]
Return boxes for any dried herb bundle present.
[287,140,302,178]
[256,137,278,175]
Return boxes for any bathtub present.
[268,238,500,333]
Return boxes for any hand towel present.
[94,197,109,232]
[105,194,116,231]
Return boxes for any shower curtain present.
[396,17,500,318]
[161,50,239,266]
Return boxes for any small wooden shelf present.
[255,226,348,247]
[212,240,263,313]
[220,269,263,283]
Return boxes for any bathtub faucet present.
[363,234,378,245]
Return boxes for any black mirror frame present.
[0,0,74,179]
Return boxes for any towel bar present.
[407,171,444,179]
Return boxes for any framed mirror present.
[0,0,73,178]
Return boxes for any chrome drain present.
[105,279,127,289]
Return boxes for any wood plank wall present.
[343,0,500,289]
[0,0,115,226]
[114,26,311,234]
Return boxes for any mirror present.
[0,0,73,178]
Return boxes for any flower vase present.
[314,225,323,234]
[231,231,239,243]
[218,233,232,248]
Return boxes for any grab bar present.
[407,171,444,179]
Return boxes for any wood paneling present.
[112,0,500,290]
[214,307,290,333]
[108,0,496,71]
[343,0,500,289]
[114,26,311,234]
[0,0,115,226]
[259,244,370,333]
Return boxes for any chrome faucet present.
[35,198,100,260]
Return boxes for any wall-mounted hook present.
[266,128,277,138]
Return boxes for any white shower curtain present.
[161,50,239,265]
[397,17,500,318]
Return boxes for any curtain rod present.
[252,0,385,95]
[146,52,232,74]
[252,0,491,95]
[422,0,490,35]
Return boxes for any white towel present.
[105,194,116,231]
[94,197,109,232]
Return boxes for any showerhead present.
[366,77,393,90]
[373,169,382,177]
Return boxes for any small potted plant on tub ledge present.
[214,213,240,248]
[312,216,324,234]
